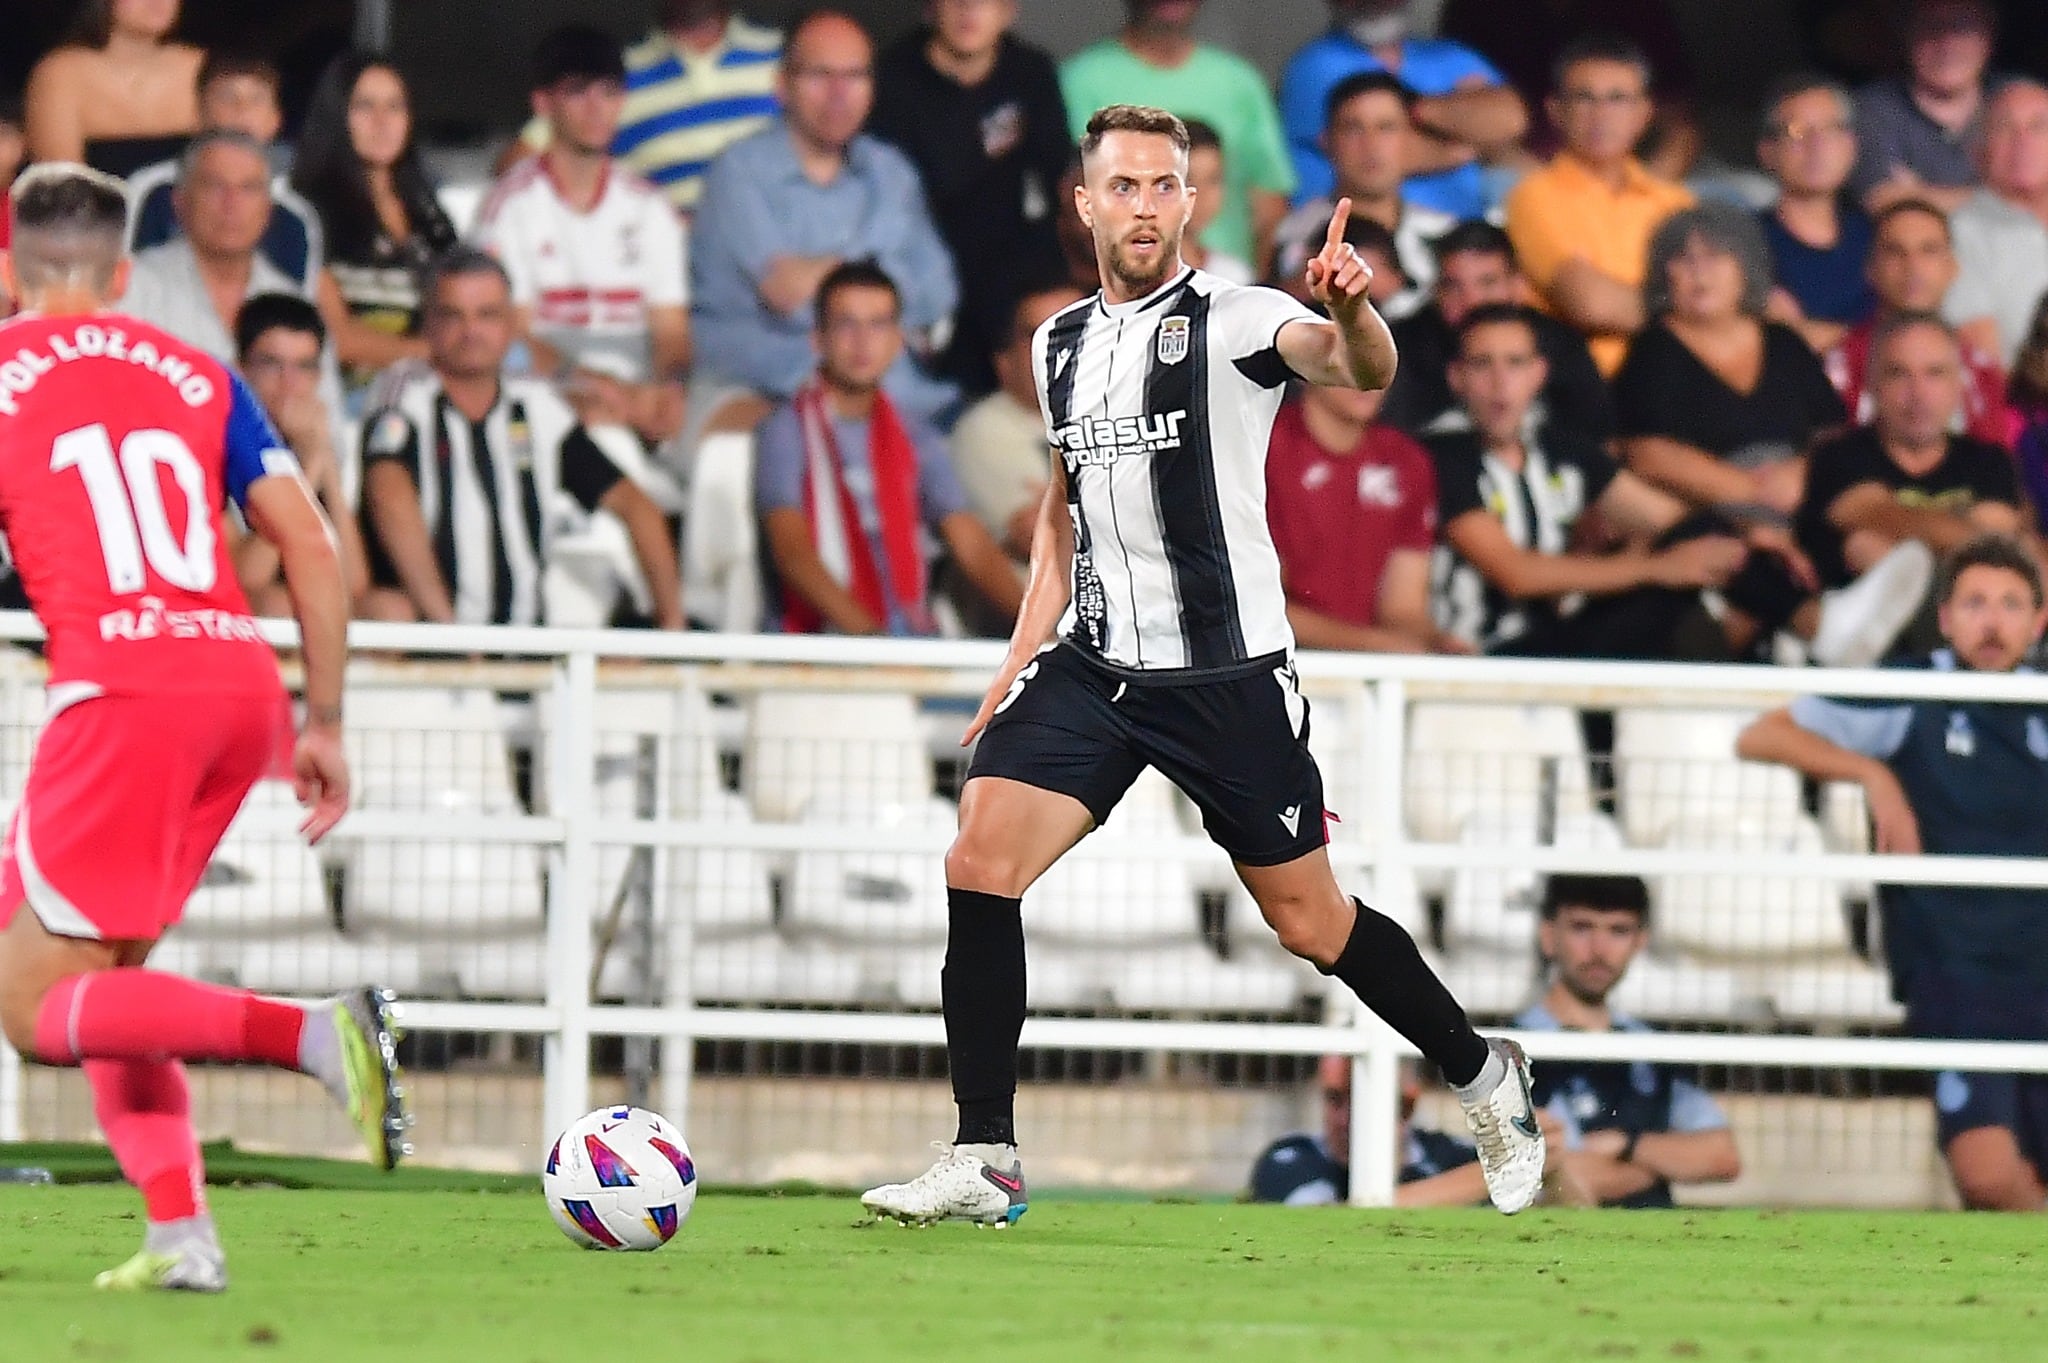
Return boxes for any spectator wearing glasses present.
[477,26,693,452]
[691,12,960,425]
[1504,33,1693,376]
[230,293,370,617]
[869,0,1072,398]
[1757,74,1874,356]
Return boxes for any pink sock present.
[33,970,305,1070]
[85,1058,206,1223]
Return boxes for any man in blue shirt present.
[1518,874,1742,1208]
[1277,0,1526,221]
[1249,1055,1488,1206]
[692,12,960,424]
[1740,534,2048,1211]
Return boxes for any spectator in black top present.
[1428,305,1745,658]
[1757,73,1874,356]
[1379,220,1612,441]
[869,0,1070,398]
[293,53,459,394]
[1739,535,2048,1209]
[1798,313,2024,596]
[1248,1055,1493,1207]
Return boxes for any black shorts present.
[965,643,1327,866]
[1909,972,2048,1171]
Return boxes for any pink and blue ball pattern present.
[582,1134,639,1188]
[559,1198,624,1248]
[646,1136,697,1187]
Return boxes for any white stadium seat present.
[682,429,764,634]
[1653,816,1851,957]
[1615,706,1802,846]
[742,690,932,823]
[786,794,953,943]
[1441,808,1625,952]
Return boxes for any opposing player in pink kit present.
[0,165,406,1293]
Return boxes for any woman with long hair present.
[24,0,203,175]
[292,53,458,388]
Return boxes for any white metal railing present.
[0,613,2044,1205]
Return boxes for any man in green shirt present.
[1059,0,1295,269]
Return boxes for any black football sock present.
[943,888,1026,1147]
[1323,898,1490,1087]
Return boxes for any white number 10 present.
[50,423,217,595]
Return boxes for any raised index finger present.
[1325,196,1353,252]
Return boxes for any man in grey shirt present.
[1943,79,2048,366]
[693,12,960,425]
[1851,0,2007,214]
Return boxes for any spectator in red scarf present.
[757,262,1022,635]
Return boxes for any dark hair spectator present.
[292,52,459,392]
[531,24,628,90]
[1540,874,1650,921]
[234,290,327,359]
[1642,204,1775,320]
[1756,72,1871,354]
[815,259,903,323]
[1549,30,1651,94]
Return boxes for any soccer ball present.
[542,1105,699,1250]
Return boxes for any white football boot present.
[861,1142,1028,1227]
[1458,1038,1546,1214]
[94,1244,228,1293]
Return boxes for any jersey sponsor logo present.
[0,327,214,417]
[98,596,264,644]
[1356,464,1403,508]
[1071,551,1109,649]
[1053,410,1189,469]
[1157,315,1190,365]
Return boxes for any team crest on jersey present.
[1157,315,1190,365]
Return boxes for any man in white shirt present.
[478,26,693,451]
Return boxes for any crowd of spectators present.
[1,0,2046,659]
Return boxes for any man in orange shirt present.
[1504,33,1693,375]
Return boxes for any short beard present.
[1102,229,1182,296]
[1559,970,1612,1008]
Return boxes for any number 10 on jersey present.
[51,423,218,595]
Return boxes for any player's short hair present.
[1872,196,1953,244]
[1451,300,1541,354]
[1540,874,1651,923]
[1182,118,1223,156]
[235,292,328,360]
[1325,70,1415,130]
[1552,30,1652,94]
[1080,105,1190,167]
[532,24,627,91]
[815,259,902,327]
[1940,534,2044,608]
[1430,219,1517,269]
[176,128,271,188]
[424,246,514,307]
[198,50,282,98]
[7,163,129,294]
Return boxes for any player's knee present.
[0,977,45,1057]
[944,836,1031,899]
[1260,890,1348,966]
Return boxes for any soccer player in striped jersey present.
[862,104,1545,1227]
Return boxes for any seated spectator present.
[950,286,1085,564]
[1181,122,1255,285]
[1248,1056,1490,1208]
[1267,381,1447,654]
[121,132,320,369]
[127,52,324,294]
[1427,305,1745,659]
[1738,535,2048,1210]
[1378,220,1613,441]
[756,262,1020,636]
[691,12,961,426]
[499,3,782,217]
[1279,0,1526,222]
[1440,0,1700,181]
[1758,74,1875,355]
[293,54,459,393]
[1519,875,1742,1209]
[1272,73,1455,320]
[357,250,683,630]
[1504,33,1693,376]
[869,0,1071,397]
[2010,296,2048,532]
[24,0,202,176]
[1798,314,2021,598]
[1614,205,1844,546]
[1851,0,2004,215]
[229,294,370,616]
[1061,0,1294,269]
[476,26,692,451]
[1943,80,2048,367]
[1827,199,2016,447]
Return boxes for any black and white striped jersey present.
[1033,267,1320,679]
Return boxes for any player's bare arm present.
[243,474,351,844]
[963,457,1072,746]
[1280,198,1398,393]
[362,461,458,624]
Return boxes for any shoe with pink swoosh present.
[862,1142,1028,1226]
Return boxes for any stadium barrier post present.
[1346,675,1413,1207]
[0,1039,20,1142]
[543,645,601,1141]
[659,670,706,1132]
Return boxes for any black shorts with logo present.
[965,643,1327,866]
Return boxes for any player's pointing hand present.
[1304,196,1375,320]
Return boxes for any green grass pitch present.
[0,1169,2038,1361]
